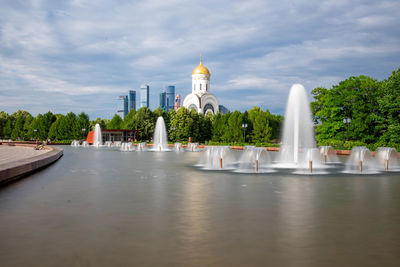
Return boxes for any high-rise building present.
[218,105,229,114]
[174,94,181,111]
[160,85,175,111]
[165,85,175,111]
[118,95,128,119]
[140,84,150,108]
[160,92,166,111]
[128,90,136,112]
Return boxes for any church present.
[183,56,219,115]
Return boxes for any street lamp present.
[242,123,248,144]
[82,128,86,140]
[343,117,351,140]
[171,127,176,142]
[33,129,37,143]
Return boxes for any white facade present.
[183,57,219,115]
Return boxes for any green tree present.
[107,114,123,130]
[134,108,154,141]
[377,68,400,145]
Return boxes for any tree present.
[107,114,123,130]
[122,109,137,130]
[0,111,9,138]
[377,68,400,144]
[134,108,154,141]
[169,107,193,142]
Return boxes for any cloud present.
[0,0,399,118]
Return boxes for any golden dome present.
[192,55,210,75]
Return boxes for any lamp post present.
[82,128,86,140]
[171,127,176,142]
[343,117,351,140]
[242,123,248,144]
[33,129,37,143]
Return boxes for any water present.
[153,117,169,151]
[120,142,134,151]
[279,84,319,168]
[198,146,236,170]
[236,146,274,173]
[320,145,339,163]
[1,147,400,266]
[93,123,102,147]
[174,142,183,152]
[375,147,400,171]
[344,147,379,174]
[187,142,200,152]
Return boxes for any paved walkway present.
[0,145,48,165]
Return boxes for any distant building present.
[174,94,181,111]
[218,105,229,114]
[128,90,136,112]
[118,95,128,119]
[160,86,175,111]
[140,84,150,108]
[160,91,166,110]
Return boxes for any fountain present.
[81,141,89,147]
[152,117,169,151]
[114,141,122,147]
[236,146,273,173]
[120,142,134,151]
[319,146,339,163]
[174,143,183,152]
[137,142,146,151]
[278,84,318,168]
[375,147,400,171]
[198,146,236,170]
[187,142,200,152]
[71,140,80,147]
[104,141,112,147]
[93,123,103,147]
[344,147,379,174]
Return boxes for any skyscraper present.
[140,84,150,108]
[159,86,175,111]
[128,90,136,112]
[118,95,128,119]
[160,92,166,111]
[165,85,175,112]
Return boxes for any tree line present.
[0,107,283,145]
[311,67,400,150]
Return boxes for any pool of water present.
[1,146,400,266]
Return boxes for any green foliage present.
[107,114,123,130]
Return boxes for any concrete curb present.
[0,146,63,185]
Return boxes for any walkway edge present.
[0,146,63,185]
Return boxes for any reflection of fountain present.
[120,142,134,151]
[345,147,378,174]
[187,142,200,152]
[277,84,323,173]
[198,146,236,170]
[175,143,183,152]
[71,140,80,147]
[152,117,169,151]
[375,147,399,171]
[319,146,339,163]
[137,142,146,151]
[236,146,273,173]
[93,124,103,147]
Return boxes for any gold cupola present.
[192,55,210,75]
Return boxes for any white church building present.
[183,56,219,115]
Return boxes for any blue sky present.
[1,0,399,119]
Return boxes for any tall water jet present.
[279,84,317,167]
[93,123,103,147]
[153,117,168,151]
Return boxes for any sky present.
[0,0,399,119]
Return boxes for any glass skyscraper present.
[128,90,136,112]
[140,84,150,108]
[118,95,128,119]
[160,85,175,111]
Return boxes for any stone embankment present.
[0,143,63,185]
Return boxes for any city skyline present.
[1,0,399,119]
